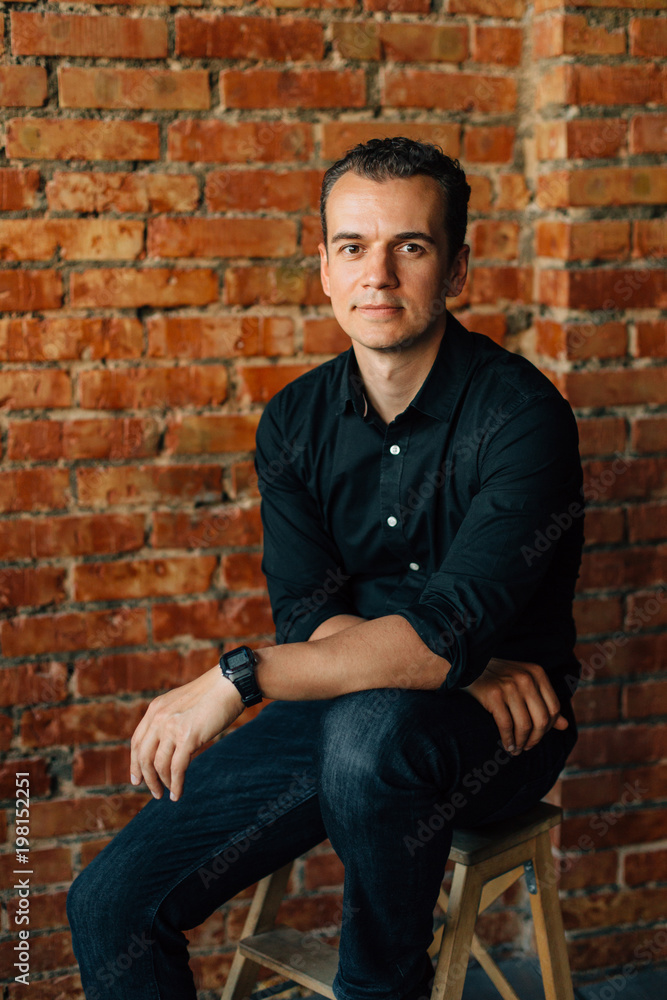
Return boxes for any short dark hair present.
[320,136,471,267]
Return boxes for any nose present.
[362,247,398,289]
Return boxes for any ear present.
[446,245,470,299]
[318,242,331,298]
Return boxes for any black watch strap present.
[219,646,262,707]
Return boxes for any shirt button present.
[409,562,420,571]
[387,516,398,527]
[389,444,401,455]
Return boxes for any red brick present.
[0,316,143,361]
[495,173,529,210]
[364,0,430,10]
[0,930,73,977]
[0,369,71,408]
[151,505,262,549]
[0,513,145,560]
[235,364,317,404]
[0,846,71,887]
[543,268,667,311]
[533,14,625,57]
[0,662,68,708]
[626,589,667,629]
[301,215,323,256]
[0,566,67,611]
[74,556,217,601]
[0,469,70,514]
[582,507,625,546]
[627,504,667,543]
[69,267,218,308]
[76,464,222,508]
[0,65,47,106]
[153,596,274,642]
[633,219,667,259]
[456,312,507,345]
[563,368,667,408]
[539,167,667,208]
[0,269,62,312]
[563,886,667,932]
[557,849,618,892]
[321,122,461,161]
[632,416,667,453]
[58,67,210,110]
[0,218,144,261]
[624,847,667,886]
[72,745,131,787]
[148,217,296,259]
[176,13,323,59]
[148,315,294,359]
[168,120,313,163]
[223,265,328,306]
[6,889,69,932]
[571,683,619,725]
[576,417,626,457]
[206,168,323,213]
[535,118,627,161]
[579,547,666,591]
[536,220,630,261]
[469,221,519,260]
[21,701,148,747]
[11,12,168,58]
[587,456,667,502]
[471,25,521,65]
[7,118,159,161]
[624,679,667,720]
[464,126,515,163]
[331,20,381,59]
[556,764,666,811]
[47,170,199,213]
[469,266,532,305]
[29,793,148,839]
[636,320,667,358]
[78,365,228,410]
[630,113,667,154]
[379,22,467,62]
[567,926,667,973]
[2,608,148,658]
[303,317,349,354]
[164,414,260,456]
[538,63,665,108]
[9,416,159,462]
[0,168,40,210]
[573,596,623,637]
[221,68,366,109]
[630,16,667,57]
[569,723,667,769]
[536,319,627,361]
[230,461,261,501]
[449,0,524,15]
[222,552,265,591]
[303,851,345,890]
[383,70,516,112]
[74,648,193,697]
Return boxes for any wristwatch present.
[219,646,262,707]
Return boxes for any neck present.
[352,316,447,426]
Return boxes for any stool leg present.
[528,832,575,1000]
[222,861,294,1000]
[430,864,484,1000]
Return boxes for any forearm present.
[255,614,451,701]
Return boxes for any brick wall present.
[0,0,665,995]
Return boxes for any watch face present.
[226,649,249,670]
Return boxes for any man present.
[67,137,583,1000]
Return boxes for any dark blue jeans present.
[67,687,577,1000]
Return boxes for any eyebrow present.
[330,230,438,247]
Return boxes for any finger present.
[154,739,178,797]
[553,714,569,731]
[488,700,516,752]
[130,702,157,786]
[504,694,537,754]
[136,733,167,800]
[168,744,193,802]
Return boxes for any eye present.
[340,244,362,255]
[401,243,424,254]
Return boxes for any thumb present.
[554,714,569,730]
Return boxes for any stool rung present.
[240,927,338,1000]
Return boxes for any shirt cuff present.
[392,605,481,691]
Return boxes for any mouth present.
[356,305,403,315]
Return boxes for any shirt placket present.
[379,419,413,567]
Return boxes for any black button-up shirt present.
[254,310,584,703]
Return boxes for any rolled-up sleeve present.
[393,392,584,690]
[255,396,357,644]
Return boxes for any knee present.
[317,689,431,808]
[67,852,136,936]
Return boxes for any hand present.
[130,665,245,802]
[462,658,568,756]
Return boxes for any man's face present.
[318,171,469,354]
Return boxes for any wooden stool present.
[222,801,574,1000]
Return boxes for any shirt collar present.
[336,310,474,422]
